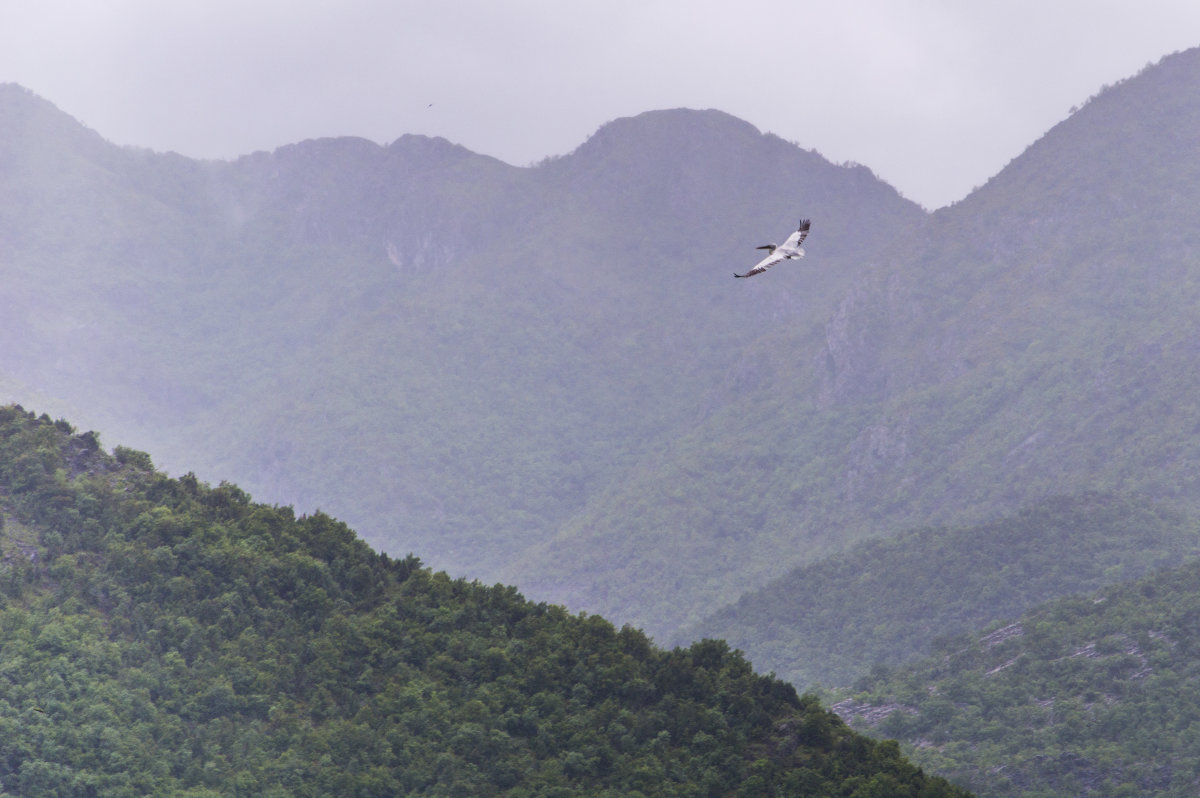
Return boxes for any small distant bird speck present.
[734,219,811,278]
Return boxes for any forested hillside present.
[0,404,968,796]
[676,493,1200,690]
[837,551,1200,796]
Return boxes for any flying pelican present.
[734,219,811,278]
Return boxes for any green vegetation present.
[0,405,967,797]
[838,553,1200,796]
[678,493,1200,689]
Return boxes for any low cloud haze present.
[2,0,1198,208]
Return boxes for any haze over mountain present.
[4,46,1200,648]
[8,1,1200,210]
[676,493,1200,691]
[0,81,920,622]
[510,46,1200,637]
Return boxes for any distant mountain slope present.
[0,404,969,797]
[836,547,1200,797]
[0,86,923,593]
[10,47,1200,647]
[507,47,1200,638]
[675,493,1200,689]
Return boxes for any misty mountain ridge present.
[513,46,1200,637]
[0,83,920,614]
[4,46,1200,645]
[677,492,1200,691]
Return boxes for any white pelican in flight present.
[734,219,811,278]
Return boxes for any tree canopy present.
[0,404,967,797]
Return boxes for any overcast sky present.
[2,1,1198,209]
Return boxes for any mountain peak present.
[388,132,476,158]
[385,132,510,174]
[958,45,1200,218]
[570,108,765,161]
[0,83,108,162]
[0,82,56,116]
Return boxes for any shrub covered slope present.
[837,552,1200,796]
[678,493,1200,690]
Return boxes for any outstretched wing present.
[735,249,787,278]
[780,218,811,250]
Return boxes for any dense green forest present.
[837,552,1200,796]
[0,404,967,797]
[678,494,1200,689]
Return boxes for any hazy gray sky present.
[3,0,1198,208]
